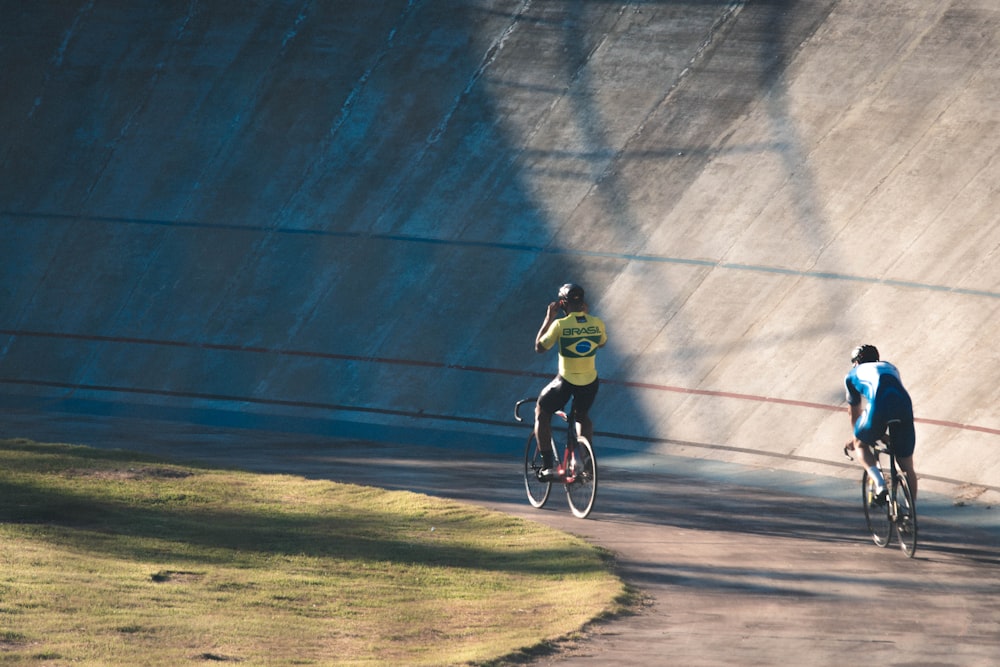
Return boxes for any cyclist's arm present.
[844,373,863,424]
[535,303,561,353]
[848,402,862,427]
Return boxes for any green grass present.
[0,439,630,665]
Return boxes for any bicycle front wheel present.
[564,436,597,519]
[862,470,891,547]
[894,473,918,558]
[523,432,552,509]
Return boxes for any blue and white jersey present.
[845,361,908,406]
[846,360,915,452]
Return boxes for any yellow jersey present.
[538,311,607,385]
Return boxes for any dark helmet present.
[557,283,585,305]
[851,344,879,365]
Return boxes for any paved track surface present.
[8,414,999,666]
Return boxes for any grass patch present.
[0,438,629,665]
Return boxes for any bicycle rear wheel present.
[894,473,917,558]
[523,432,552,509]
[564,436,597,519]
[862,470,891,547]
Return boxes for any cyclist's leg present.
[897,455,917,502]
[889,418,917,502]
[534,404,554,459]
[536,377,571,470]
[853,408,886,491]
[577,413,592,442]
[846,431,882,483]
[569,378,599,443]
[851,439,878,469]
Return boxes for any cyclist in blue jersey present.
[534,283,608,480]
[844,344,918,502]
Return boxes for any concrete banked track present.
[2,2,1000,502]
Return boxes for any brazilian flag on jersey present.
[540,312,608,385]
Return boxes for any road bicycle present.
[514,397,598,519]
[845,420,917,557]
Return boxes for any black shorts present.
[537,375,599,417]
[853,390,915,458]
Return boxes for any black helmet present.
[557,283,585,304]
[851,344,879,365]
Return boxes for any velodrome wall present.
[2,0,998,502]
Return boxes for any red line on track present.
[3,329,998,437]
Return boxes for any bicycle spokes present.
[862,471,891,548]
[564,437,597,519]
[893,475,918,558]
[523,433,552,509]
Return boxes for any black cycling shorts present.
[537,375,599,417]
[853,389,915,458]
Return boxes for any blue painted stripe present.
[4,210,998,299]
[0,392,527,456]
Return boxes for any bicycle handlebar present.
[515,397,573,425]
[514,397,538,423]
[844,437,893,461]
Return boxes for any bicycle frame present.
[551,408,582,481]
[514,399,579,480]
[873,443,897,500]
[872,441,910,523]
[849,421,917,557]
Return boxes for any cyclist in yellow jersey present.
[534,283,608,479]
